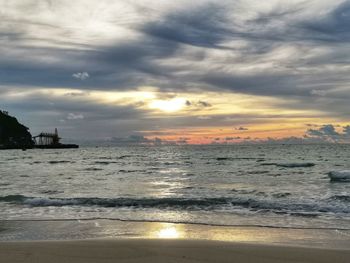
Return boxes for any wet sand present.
[1,239,349,263]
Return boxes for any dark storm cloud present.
[141,3,231,48]
[1,0,350,139]
[0,33,181,89]
[0,45,92,87]
[110,0,350,115]
[89,37,182,88]
[301,1,350,42]
[201,73,303,96]
[1,1,350,94]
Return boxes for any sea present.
[1,144,350,243]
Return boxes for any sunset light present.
[149,98,187,112]
[157,227,180,239]
[1,1,350,262]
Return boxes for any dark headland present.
[0,110,78,150]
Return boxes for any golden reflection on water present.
[146,223,185,239]
[89,220,348,248]
[143,222,282,243]
[148,167,190,198]
[157,226,180,238]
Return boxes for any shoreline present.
[3,217,350,231]
[1,219,350,249]
[1,238,349,263]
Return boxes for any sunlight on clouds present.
[2,86,337,144]
[1,0,350,143]
[95,90,156,104]
[2,87,325,119]
[149,98,187,112]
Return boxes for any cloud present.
[140,2,231,49]
[235,126,249,131]
[109,135,178,146]
[225,136,241,141]
[197,116,212,120]
[110,135,151,145]
[197,100,212,107]
[306,124,350,142]
[301,0,350,42]
[310,89,328,96]
[64,91,90,96]
[256,136,324,145]
[343,125,350,135]
[1,1,350,140]
[72,72,89,80]
[67,113,84,120]
[177,137,189,144]
[186,100,212,108]
[307,124,339,137]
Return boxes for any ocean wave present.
[272,193,291,198]
[93,161,118,165]
[39,190,64,195]
[259,162,277,166]
[1,195,349,216]
[48,160,73,164]
[216,157,261,161]
[84,167,104,171]
[276,163,315,168]
[246,170,269,175]
[329,195,350,202]
[118,169,141,173]
[230,189,268,197]
[118,155,133,159]
[0,195,27,202]
[260,162,315,168]
[328,170,350,182]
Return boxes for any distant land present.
[0,110,78,150]
[0,110,34,149]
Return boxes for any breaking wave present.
[260,162,315,168]
[1,195,349,216]
[328,170,350,182]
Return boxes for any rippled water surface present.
[0,145,349,229]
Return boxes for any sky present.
[1,0,350,144]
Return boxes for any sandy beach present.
[1,239,349,263]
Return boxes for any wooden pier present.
[33,129,78,149]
